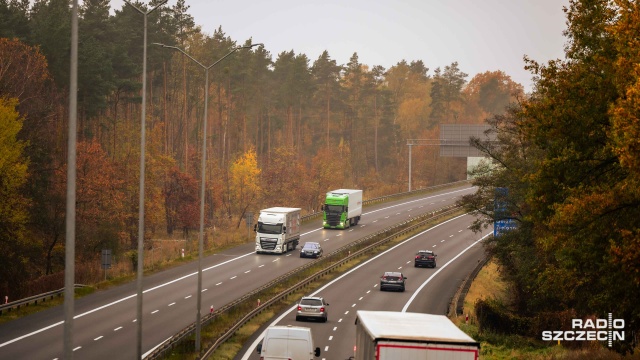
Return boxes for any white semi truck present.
[255,207,301,254]
[354,311,480,360]
[322,189,363,229]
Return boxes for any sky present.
[110,0,570,93]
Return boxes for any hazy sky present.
[111,0,570,92]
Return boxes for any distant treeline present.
[0,1,521,299]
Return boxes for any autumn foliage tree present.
[0,0,527,297]
[229,148,261,228]
[52,140,126,261]
[0,97,32,298]
[261,146,305,207]
[460,0,640,353]
[463,70,524,122]
[164,167,199,236]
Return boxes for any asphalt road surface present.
[0,184,475,360]
[238,213,490,360]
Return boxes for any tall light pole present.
[123,1,167,359]
[154,41,262,353]
[63,1,78,359]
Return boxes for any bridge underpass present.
[407,124,495,191]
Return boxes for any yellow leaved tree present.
[229,148,261,228]
[0,97,31,297]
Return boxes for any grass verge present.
[453,260,640,359]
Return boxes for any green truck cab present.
[322,189,362,229]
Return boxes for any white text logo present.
[541,313,624,347]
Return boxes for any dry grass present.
[460,259,508,324]
[453,259,640,359]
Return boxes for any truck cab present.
[255,207,301,254]
[323,189,362,229]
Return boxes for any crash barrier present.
[145,204,463,359]
[448,255,490,318]
[0,284,87,315]
[300,180,471,223]
[4,180,471,312]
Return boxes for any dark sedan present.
[414,250,437,268]
[300,242,323,258]
[380,271,407,292]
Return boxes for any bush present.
[475,298,530,335]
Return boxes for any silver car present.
[296,296,329,322]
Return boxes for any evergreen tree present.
[0,0,30,41]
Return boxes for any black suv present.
[380,271,407,292]
[414,250,437,268]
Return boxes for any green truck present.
[322,189,363,229]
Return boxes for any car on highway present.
[300,242,323,258]
[414,250,437,268]
[296,296,329,322]
[379,271,407,292]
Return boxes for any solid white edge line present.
[2,187,475,352]
[0,252,255,349]
[240,213,472,360]
[401,232,492,312]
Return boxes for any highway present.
[238,213,490,360]
[0,184,475,360]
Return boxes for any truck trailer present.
[354,311,480,360]
[322,189,362,229]
[255,207,301,254]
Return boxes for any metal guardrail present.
[2,180,470,313]
[145,203,462,359]
[0,284,87,315]
[450,255,490,317]
[299,180,471,223]
[0,180,471,356]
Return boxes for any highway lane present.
[0,185,475,360]
[239,214,490,360]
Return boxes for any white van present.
[256,325,321,360]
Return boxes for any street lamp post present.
[123,1,167,359]
[63,1,78,359]
[154,42,262,352]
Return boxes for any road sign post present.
[101,249,112,280]
[245,212,254,239]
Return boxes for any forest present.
[459,0,640,353]
[0,0,523,299]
